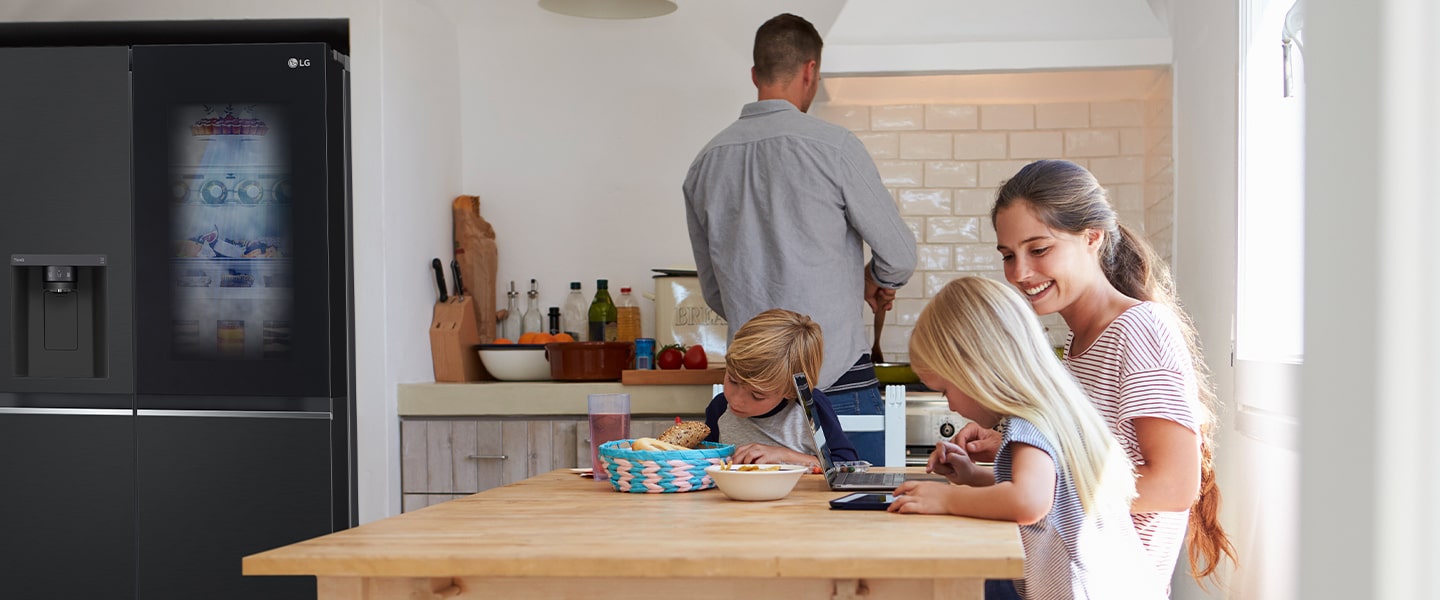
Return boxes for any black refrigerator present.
[0,35,354,600]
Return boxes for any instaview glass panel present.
[168,103,293,360]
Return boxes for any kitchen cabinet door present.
[400,417,593,511]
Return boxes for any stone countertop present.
[396,382,716,417]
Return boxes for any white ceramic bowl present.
[475,344,552,381]
[704,464,807,501]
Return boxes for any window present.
[1238,0,1306,366]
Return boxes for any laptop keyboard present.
[837,472,901,486]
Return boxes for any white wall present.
[1167,0,1247,598]
[445,2,840,338]
[363,0,462,522]
[1303,0,1440,598]
[0,0,461,525]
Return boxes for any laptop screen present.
[793,373,836,474]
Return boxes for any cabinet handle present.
[466,454,507,460]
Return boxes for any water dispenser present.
[10,254,108,378]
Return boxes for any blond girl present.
[890,277,1161,599]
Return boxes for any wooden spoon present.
[871,304,885,364]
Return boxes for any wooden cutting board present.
[621,368,724,385]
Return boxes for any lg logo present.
[287,57,312,69]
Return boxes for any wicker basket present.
[598,440,735,493]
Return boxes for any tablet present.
[828,492,896,510]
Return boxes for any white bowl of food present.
[474,344,551,381]
[704,464,808,501]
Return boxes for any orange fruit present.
[532,332,555,344]
[553,333,575,343]
[518,332,538,344]
[493,338,514,344]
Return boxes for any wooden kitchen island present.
[243,469,1024,599]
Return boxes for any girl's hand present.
[927,439,977,485]
[731,443,815,468]
[888,481,955,514]
[953,422,1002,463]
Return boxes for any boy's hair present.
[725,308,823,398]
[910,277,1136,515]
[753,13,822,85]
[992,159,1234,582]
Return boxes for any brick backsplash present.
[814,79,1174,363]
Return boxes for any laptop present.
[793,373,948,491]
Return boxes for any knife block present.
[430,297,490,382]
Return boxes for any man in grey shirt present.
[682,13,916,465]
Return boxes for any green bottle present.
[588,279,618,342]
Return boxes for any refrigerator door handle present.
[137,409,330,420]
[0,407,132,416]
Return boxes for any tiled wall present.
[812,72,1175,363]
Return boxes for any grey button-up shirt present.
[683,99,917,389]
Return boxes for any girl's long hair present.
[910,277,1136,515]
[726,308,824,398]
[992,159,1237,585]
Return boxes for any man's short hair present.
[753,13,822,85]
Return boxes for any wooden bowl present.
[545,342,634,381]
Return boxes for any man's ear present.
[802,60,818,86]
[751,66,760,88]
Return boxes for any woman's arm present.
[1129,416,1200,513]
[892,443,1055,525]
[928,439,995,487]
[953,421,1003,463]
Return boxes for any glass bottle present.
[588,279,617,342]
[562,281,588,341]
[502,280,521,340]
[616,287,641,342]
[521,279,543,335]
[547,307,561,335]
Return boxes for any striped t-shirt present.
[995,417,1162,600]
[1063,301,1201,582]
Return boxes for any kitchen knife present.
[431,257,448,303]
[451,259,465,298]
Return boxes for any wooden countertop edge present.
[242,555,1023,579]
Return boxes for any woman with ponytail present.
[958,159,1236,591]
